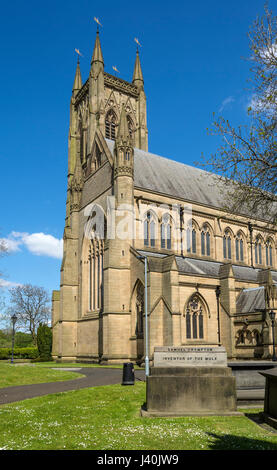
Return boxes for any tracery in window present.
[185,295,204,340]
[105,109,117,140]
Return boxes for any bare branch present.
[7,284,51,344]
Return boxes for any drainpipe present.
[248,222,254,268]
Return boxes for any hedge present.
[0,347,39,360]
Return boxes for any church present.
[51,31,277,363]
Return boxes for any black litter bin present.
[122,362,135,385]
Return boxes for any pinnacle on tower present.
[72,58,82,94]
[91,30,104,66]
[132,49,144,90]
[117,105,130,145]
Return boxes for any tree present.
[0,239,7,327]
[201,4,277,224]
[8,284,51,345]
[37,323,52,361]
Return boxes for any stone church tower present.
[52,31,149,362]
[52,30,277,363]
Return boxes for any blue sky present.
[0,0,272,306]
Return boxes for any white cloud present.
[0,279,22,289]
[0,232,63,259]
[219,96,235,113]
[21,233,63,259]
[0,236,22,253]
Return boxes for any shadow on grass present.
[206,432,277,450]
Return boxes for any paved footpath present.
[0,367,264,406]
[0,368,146,405]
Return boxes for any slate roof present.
[232,265,260,282]
[175,257,222,277]
[236,287,265,313]
[137,250,167,259]
[105,139,277,221]
[105,139,227,209]
[135,251,277,283]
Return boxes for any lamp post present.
[215,286,221,345]
[11,314,17,364]
[137,254,149,377]
[269,310,277,362]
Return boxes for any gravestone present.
[142,346,241,417]
[260,369,277,430]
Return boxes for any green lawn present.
[0,381,277,450]
[0,361,143,388]
[0,362,85,388]
[0,362,276,450]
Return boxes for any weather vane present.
[94,17,103,31]
[112,65,120,76]
[74,48,83,63]
[134,38,142,51]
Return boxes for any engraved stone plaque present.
[153,346,228,368]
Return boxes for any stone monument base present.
[142,366,242,417]
[142,346,242,417]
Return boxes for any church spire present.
[72,58,82,94]
[91,30,104,67]
[132,49,144,90]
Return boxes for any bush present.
[15,332,34,348]
[37,324,52,361]
[0,347,39,360]
[0,330,34,348]
[31,357,54,363]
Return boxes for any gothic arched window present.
[265,239,273,267]
[185,295,205,340]
[235,232,244,262]
[201,224,211,256]
[88,239,104,312]
[255,237,263,265]
[161,214,172,250]
[187,225,197,254]
[223,230,232,260]
[105,109,117,140]
[144,212,156,247]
